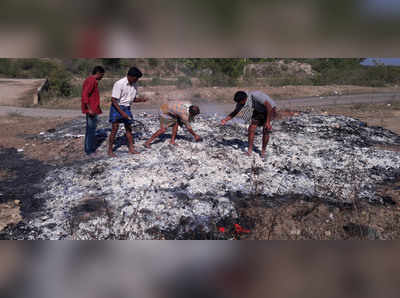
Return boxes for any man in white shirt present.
[108,67,148,157]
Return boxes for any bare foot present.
[143,143,151,149]
[129,150,140,155]
[108,152,117,158]
[89,152,101,158]
[170,142,179,146]
[261,151,266,158]
[244,151,252,157]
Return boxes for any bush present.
[151,77,162,85]
[199,72,237,87]
[64,59,99,76]
[148,58,159,67]
[0,59,59,78]
[268,74,312,87]
[176,76,192,89]
[0,59,18,77]
[48,68,73,97]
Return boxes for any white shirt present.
[111,77,138,107]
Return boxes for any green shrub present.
[151,77,162,85]
[199,72,237,87]
[148,58,159,67]
[48,67,73,97]
[176,76,192,89]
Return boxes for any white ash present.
[27,112,400,239]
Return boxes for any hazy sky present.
[364,0,400,17]
[362,58,400,66]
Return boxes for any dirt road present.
[1,92,399,118]
[0,79,46,106]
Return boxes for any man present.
[221,90,277,158]
[108,67,148,157]
[81,65,105,156]
[144,101,201,148]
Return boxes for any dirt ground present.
[39,84,400,110]
[0,115,88,230]
[0,79,45,106]
[241,102,400,240]
[0,102,400,239]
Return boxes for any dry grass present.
[36,84,400,110]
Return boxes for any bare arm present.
[184,122,201,141]
[264,101,273,130]
[133,97,148,103]
[111,98,131,120]
[221,103,244,125]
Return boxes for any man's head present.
[189,105,200,122]
[234,91,248,105]
[92,66,105,80]
[127,67,143,84]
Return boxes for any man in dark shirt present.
[221,91,277,158]
[81,66,105,156]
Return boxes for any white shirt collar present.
[122,76,135,86]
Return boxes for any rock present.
[290,229,301,236]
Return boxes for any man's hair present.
[234,91,247,103]
[189,105,200,117]
[127,67,143,78]
[92,66,105,75]
[188,105,200,122]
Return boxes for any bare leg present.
[144,125,167,148]
[170,122,179,145]
[261,128,271,158]
[124,123,140,154]
[247,123,257,156]
[108,122,119,157]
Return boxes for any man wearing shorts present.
[108,67,148,157]
[144,101,201,148]
[221,90,277,158]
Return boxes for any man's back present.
[160,101,191,121]
[249,91,277,112]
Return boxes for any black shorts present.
[251,107,277,127]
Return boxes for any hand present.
[264,123,272,131]
[194,135,202,142]
[221,119,227,125]
[122,113,132,120]
[88,110,96,116]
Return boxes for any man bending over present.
[144,101,201,148]
[221,90,277,158]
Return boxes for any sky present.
[361,58,400,66]
[363,0,400,17]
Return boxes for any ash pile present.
[22,112,400,239]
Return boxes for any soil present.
[241,102,400,240]
[37,84,400,110]
[0,79,45,106]
[0,115,93,235]
[0,94,400,239]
